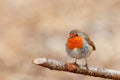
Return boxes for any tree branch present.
[32,58,120,80]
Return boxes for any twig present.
[32,58,120,80]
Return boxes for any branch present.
[32,58,120,80]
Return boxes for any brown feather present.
[82,32,96,50]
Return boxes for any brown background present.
[0,0,120,80]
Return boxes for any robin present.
[66,29,96,69]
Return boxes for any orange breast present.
[67,36,83,50]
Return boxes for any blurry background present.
[0,0,120,80]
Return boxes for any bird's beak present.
[69,34,76,38]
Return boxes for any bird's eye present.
[76,34,78,36]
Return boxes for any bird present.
[65,29,96,69]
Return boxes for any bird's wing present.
[82,32,96,50]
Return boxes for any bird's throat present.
[67,36,83,50]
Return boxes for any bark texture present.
[33,58,120,80]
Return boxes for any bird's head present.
[67,30,84,50]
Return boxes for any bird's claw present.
[84,64,89,70]
[72,62,79,67]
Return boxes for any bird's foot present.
[84,64,89,70]
[72,62,79,67]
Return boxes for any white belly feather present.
[66,40,93,59]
